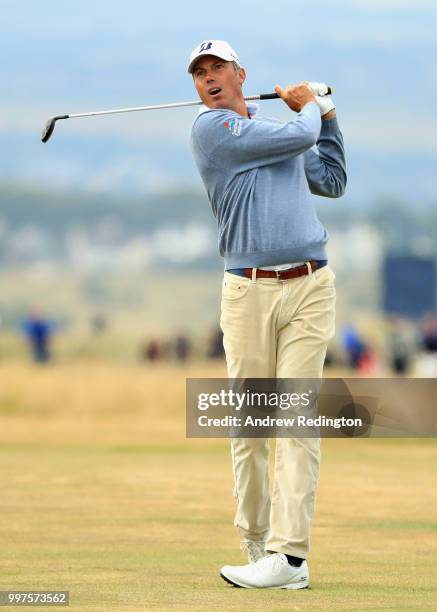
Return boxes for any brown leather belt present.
[240,260,324,280]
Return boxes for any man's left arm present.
[304,102,347,198]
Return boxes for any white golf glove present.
[315,95,335,117]
[307,82,336,117]
[308,82,330,96]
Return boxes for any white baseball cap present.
[188,40,241,74]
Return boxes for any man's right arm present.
[192,100,321,173]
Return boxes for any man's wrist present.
[322,109,336,120]
[300,99,318,110]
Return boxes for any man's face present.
[192,55,246,110]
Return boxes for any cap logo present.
[199,42,213,53]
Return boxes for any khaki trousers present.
[220,265,336,559]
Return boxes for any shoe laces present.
[240,539,266,563]
[256,552,288,576]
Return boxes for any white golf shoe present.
[221,553,309,589]
[240,539,267,564]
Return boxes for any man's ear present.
[238,67,246,86]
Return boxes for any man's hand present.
[315,95,336,119]
[274,82,316,113]
[306,81,336,119]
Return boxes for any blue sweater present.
[190,101,346,269]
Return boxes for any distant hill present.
[1,183,436,273]
[0,183,212,232]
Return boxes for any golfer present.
[189,40,346,589]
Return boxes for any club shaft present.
[69,99,204,118]
[68,95,262,119]
[41,84,332,142]
[66,86,332,120]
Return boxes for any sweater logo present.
[224,118,242,136]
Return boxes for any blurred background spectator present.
[385,315,412,375]
[415,313,437,376]
[21,308,55,363]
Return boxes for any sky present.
[0,0,436,203]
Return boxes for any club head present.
[41,115,69,143]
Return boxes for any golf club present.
[41,83,333,143]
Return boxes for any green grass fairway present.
[1,363,436,611]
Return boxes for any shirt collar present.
[198,102,259,118]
